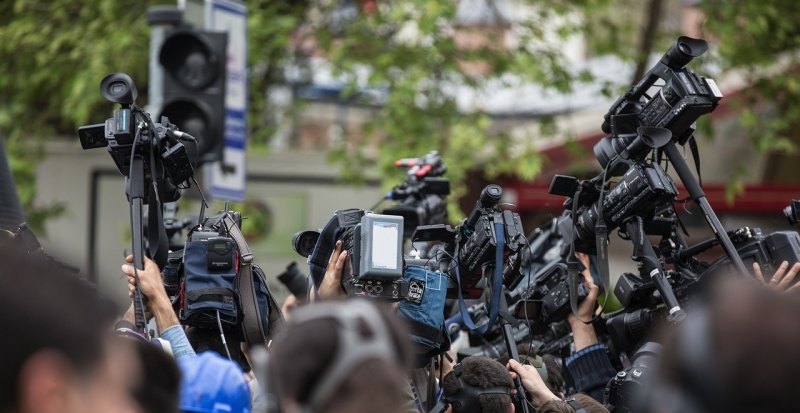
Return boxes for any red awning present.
[502,179,800,213]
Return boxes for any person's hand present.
[753,261,800,293]
[122,255,167,301]
[507,359,560,408]
[122,255,178,332]
[317,240,348,300]
[281,294,299,320]
[567,254,600,351]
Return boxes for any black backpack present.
[181,213,284,346]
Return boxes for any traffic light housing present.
[158,28,227,166]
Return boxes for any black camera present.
[604,342,661,413]
[381,151,450,236]
[414,184,525,298]
[551,162,678,254]
[604,308,661,356]
[78,73,196,203]
[784,200,800,226]
[702,228,800,283]
[602,37,722,146]
[297,209,409,301]
[511,261,590,333]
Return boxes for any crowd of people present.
[4,220,800,413]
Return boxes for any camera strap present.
[220,214,283,346]
[453,222,505,335]
[145,140,169,269]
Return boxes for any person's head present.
[656,277,800,413]
[127,337,181,413]
[178,352,250,413]
[538,393,608,413]
[266,299,412,413]
[0,247,132,413]
[442,356,514,413]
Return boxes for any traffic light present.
[158,28,227,166]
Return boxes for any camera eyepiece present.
[292,230,320,258]
[100,73,138,106]
[661,36,708,70]
[480,184,503,207]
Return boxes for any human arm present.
[122,255,196,359]
[566,253,600,351]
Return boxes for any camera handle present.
[624,218,686,323]
[663,141,748,275]
[128,152,149,336]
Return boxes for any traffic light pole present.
[146,6,183,116]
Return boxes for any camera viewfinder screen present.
[371,222,399,270]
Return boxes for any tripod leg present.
[663,142,748,274]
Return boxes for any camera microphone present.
[172,130,197,142]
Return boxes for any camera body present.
[604,342,661,413]
[602,37,721,145]
[78,74,194,204]
[511,261,590,333]
[552,163,678,255]
[338,212,409,301]
[383,176,449,233]
[413,185,525,299]
[383,151,450,235]
[703,228,800,282]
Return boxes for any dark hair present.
[0,247,113,411]
[130,338,182,413]
[442,356,513,413]
[268,300,412,413]
[660,278,800,413]
[539,393,608,413]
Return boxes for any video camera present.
[294,210,409,301]
[78,73,196,202]
[550,154,679,255]
[413,184,525,298]
[78,72,198,333]
[600,36,721,165]
[381,151,450,236]
[604,342,661,413]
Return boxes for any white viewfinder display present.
[371,222,399,270]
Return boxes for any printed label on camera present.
[406,280,425,304]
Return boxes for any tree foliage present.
[703,0,800,154]
[302,0,608,215]
[2,0,800,229]
[0,0,155,231]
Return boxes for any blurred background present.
[2,0,799,305]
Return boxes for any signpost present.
[206,0,247,201]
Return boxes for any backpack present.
[181,212,284,346]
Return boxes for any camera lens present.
[291,230,320,258]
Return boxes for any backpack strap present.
[222,214,269,346]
